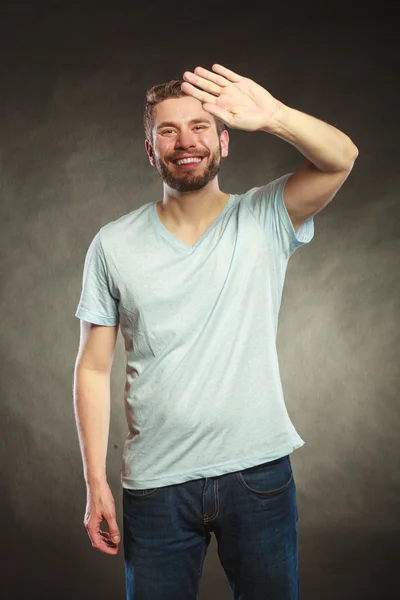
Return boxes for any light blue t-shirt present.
[75,173,314,489]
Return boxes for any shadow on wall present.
[4,495,400,599]
[2,410,125,600]
[2,408,399,600]
[199,525,400,600]
[4,522,400,599]
[298,524,400,600]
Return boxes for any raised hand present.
[181,64,282,132]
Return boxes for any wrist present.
[85,470,107,487]
[260,102,291,135]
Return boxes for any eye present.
[194,125,206,131]
[161,129,175,135]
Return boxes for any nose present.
[175,128,196,150]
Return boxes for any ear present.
[145,139,155,166]
[220,130,229,158]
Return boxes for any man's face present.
[146,96,229,192]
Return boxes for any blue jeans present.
[123,455,299,600]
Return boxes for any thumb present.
[107,517,120,542]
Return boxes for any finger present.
[88,527,119,554]
[99,531,117,541]
[87,525,104,548]
[181,82,217,105]
[193,66,230,88]
[211,64,242,83]
[106,517,121,544]
[202,103,233,127]
[99,531,119,547]
[183,71,221,96]
[96,541,119,555]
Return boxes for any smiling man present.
[148,100,225,192]
[144,87,232,245]
[74,64,358,600]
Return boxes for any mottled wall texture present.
[1,2,399,599]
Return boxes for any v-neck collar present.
[151,195,233,252]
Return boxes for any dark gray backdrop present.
[1,1,399,599]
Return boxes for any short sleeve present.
[244,173,314,258]
[75,231,119,326]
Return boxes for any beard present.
[154,143,222,192]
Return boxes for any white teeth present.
[176,157,202,165]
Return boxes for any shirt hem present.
[75,307,119,326]
[121,439,305,490]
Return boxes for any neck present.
[158,179,230,228]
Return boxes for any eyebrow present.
[157,118,212,130]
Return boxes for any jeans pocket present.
[236,456,293,497]
[123,487,160,498]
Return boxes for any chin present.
[156,157,221,192]
[175,183,208,192]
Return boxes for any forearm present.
[73,366,111,486]
[263,103,359,172]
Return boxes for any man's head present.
[144,80,229,192]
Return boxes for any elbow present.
[348,140,359,166]
[341,142,358,173]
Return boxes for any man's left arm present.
[263,105,359,232]
[181,63,359,232]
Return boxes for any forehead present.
[153,96,214,128]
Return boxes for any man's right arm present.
[73,320,121,555]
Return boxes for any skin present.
[145,96,231,238]
[145,64,358,236]
[78,64,358,557]
[179,64,358,232]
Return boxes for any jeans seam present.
[207,479,220,522]
[236,471,293,497]
[236,457,293,497]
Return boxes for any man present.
[73,64,358,599]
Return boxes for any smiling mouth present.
[172,156,204,166]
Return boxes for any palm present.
[181,64,281,131]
